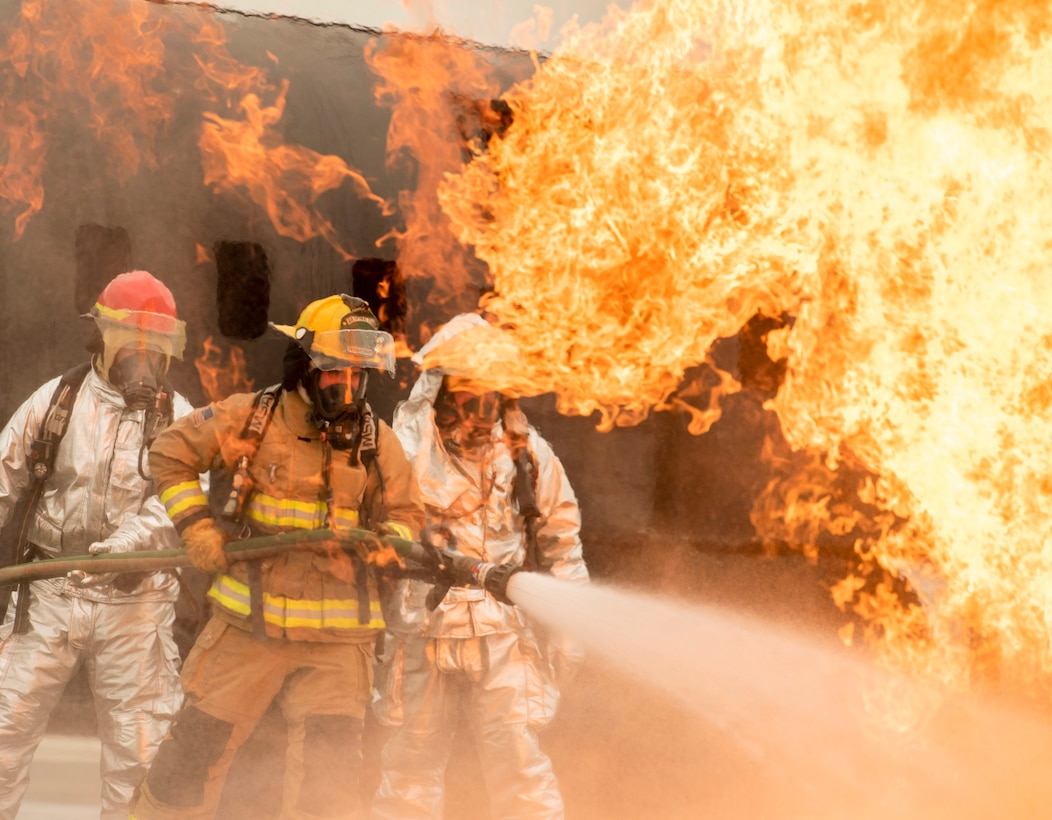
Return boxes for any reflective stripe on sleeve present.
[159,480,210,522]
[207,574,385,630]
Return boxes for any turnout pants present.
[132,616,374,820]
[0,583,182,820]
[372,631,563,820]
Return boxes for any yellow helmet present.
[271,294,395,374]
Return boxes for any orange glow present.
[366,544,406,569]
[194,335,255,403]
[365,32,522,313]
[188,10,386,254]
[199,82,387,258]
[0,0,380,252]
[0,97,45,239]
[1,0,173,237]
[437,0,1052,698]
[189,15,270,107]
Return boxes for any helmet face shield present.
[306,328,396,375]
[88,273,183,409]
[271,294,393,382]
[94,311,187,375]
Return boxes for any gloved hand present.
[376,521,413,542]
[182,518,229,574]
[67,535,137,587]
[88,533,137,555]
[67,569,117,588]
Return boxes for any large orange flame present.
[0,0,173,237]
[194,334,255,402]
[438,0,1052,697]
[442,2,809,431]
[0,0,380,252]
[365,31,528,320]
[200,81,387,258]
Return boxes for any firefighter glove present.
[88,533,137,555]
[183,518,229,574]
[67,570,117,588]
[376,521,414,541]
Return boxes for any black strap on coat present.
[0,362,92,631]
[221,385,281,640]
[502,400,543,573]
[349,406,382,627]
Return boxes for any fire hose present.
[0,528,523,605]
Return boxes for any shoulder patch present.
[191,406,215,427]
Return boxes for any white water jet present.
[509,572,1052,820]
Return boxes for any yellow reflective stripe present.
[244,493,359,530]
[331,509,361,529]
[383,521,413,540]
[160,481,209,520]
[207,575,384,629]
[93,302,130,321]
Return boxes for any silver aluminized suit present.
[0,366,190,820]
[373,318,589,820]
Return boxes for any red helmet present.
[93,270,180,334]
[90,271,187,364]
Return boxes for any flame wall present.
[0,0,534,415]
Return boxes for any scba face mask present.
[435,384,503,454]
[109,347,170,410]
[306,367,368,449]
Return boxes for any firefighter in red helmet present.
[0,270,192,819]
[131,294,424,820]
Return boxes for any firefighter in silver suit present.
[0,271,192,820]
[373,313,589,820]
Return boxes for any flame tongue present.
[199,81,386,258]
[195,335,255,403]
[365,31,518,319]
[438,0,1052,693]
[441,1,811,430]
[1,0,174,237]
[1,0,381,252]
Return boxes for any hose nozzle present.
[469,561,524,606]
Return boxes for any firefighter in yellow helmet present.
[130,295,424,820]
